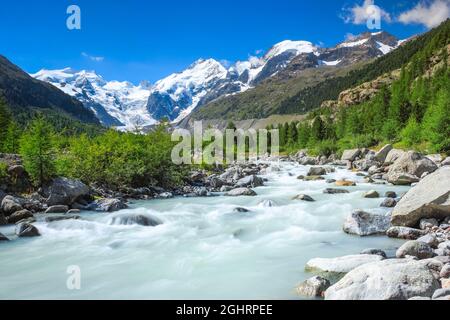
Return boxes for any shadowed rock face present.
[391,167,450,227]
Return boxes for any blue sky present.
[0,0,448,84]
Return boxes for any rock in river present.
[292,194,315,202]
[88,198,128,212]
[343,210,391,236]
[44,177,90,206]
[387,151,438,186]
[226,188,257,197]
[324,259,440,300]
[109,213,162,227]
[323,188,350,195]
[45,205,69,214]
[391,167,450,227]
[396,241,435,260]
[306,254,384,275]
[387,226,426,240]
[7,209,33,224]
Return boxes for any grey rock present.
[363,190,379,198]
[67,209,81,214]
[45,205,69,214]
[7,209,33,224]
[360,248,387,258]
[387,151,438,185]
[343,210,391,236]
[387,172,420,186]
[44,177,90,206]
[341,149,361,162]
[209,177,224,189]
[417,234,440,248]
[385,191,397,198]
[419,218,439,230]
[292,194,315,202]
[326,179,336,184]
[307,167,327,176]
[45,215,81,223]
[374,144,393,163]
[109,213,162,227]
[409,296,431,300]
[158,192,173,199]
[226,188,257,197]
[233,207,250,213]
[325,259,440,300]
[384,149,406,165]
[258,200,277,207]
[387,226,426,240]
[16,223,40,237]
[1,195,23,215]
[306,254,384,275]
[235,175,264,188]
[220,186,233,193]
[296,276,331,297]
[88,198,128,212]
[426,154,443,164]
[396,241,435,259]
[380,198,397,208]
[323,188,350,195]
[391,167,450,227]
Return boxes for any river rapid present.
[0,161,409,299]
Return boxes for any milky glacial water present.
[0,162,410,300]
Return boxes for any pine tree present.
[0,100,12,152]
[20,117,56,187]
[423,89,450,153]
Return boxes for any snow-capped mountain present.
[32,68,154,129]
[33,31,403,128]
[146,40,318,122]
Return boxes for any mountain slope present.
[0,55,100,125]
[32,68,154,129]
[191,29,445,122]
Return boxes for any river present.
[0,161,409,299]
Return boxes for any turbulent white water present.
[0,162,409,300]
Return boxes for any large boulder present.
[1,195,23,216]
[391,167,450,227]
[396,241,435,259]
[341,149,361,162]
[387,173,420,186]
[226,188,257,197]
[44,178,90,206]
[45,205,69,214]
[386,151,438,185]
[343,210,391,236]
[324,259,440,300]
[374,144,393,163]
[306,254,384,275]
[88,198,128,212]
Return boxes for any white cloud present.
[398,0,450,29]
[341,0,392,24]
[81,52,104,62]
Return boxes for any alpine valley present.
[29,31,403,129]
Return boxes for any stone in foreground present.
[296,276,330,297]
[306,254,384,275]
[391,167,450,227]
[343,210,391,236]
[324,259,440,300]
